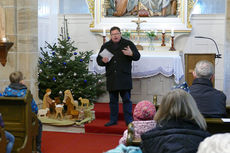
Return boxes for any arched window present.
[59,0,90,14]
[193,0,225,14]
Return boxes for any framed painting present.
[87,0,197,34]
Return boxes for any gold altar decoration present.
[132,16,146,50]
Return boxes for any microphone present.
[194,36,221,58]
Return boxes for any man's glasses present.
[111,33,121,36]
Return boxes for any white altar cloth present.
[89,51,184,84]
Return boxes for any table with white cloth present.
[89,51,184,84]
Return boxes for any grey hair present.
[154,89,207,130]
[197,133,230,153]
[194,60,214,79]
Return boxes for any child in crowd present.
[119,100,157,145]
[3,71,42,153]
[0,113,15,153]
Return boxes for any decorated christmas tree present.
[38,18,105,102]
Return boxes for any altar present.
[89,50,184,84]
[89,50,185,104]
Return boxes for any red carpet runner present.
[41,131,121,153]
[85,103,135,135]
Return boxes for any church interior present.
[1,0,230,153]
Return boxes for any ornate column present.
[224,0,230,105]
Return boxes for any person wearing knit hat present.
[119,100,157,145]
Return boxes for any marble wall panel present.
[5,7,16,35]
[16,0,37,8]
[17,35,38,52]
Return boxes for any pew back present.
[0,90,35,153]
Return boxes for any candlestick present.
[161,33,166,46]
[169,36,176,51]
[154,29,158,40]
[171,28,174,37]
[103,28,106,36]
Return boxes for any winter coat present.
[141,119,210,153]
[119,120,157,145]
[190,78,226,118]
[97,38,140,91]
[3,83,38,114]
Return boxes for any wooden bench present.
[127,117,230,146]
[0,126,7,153]
[0,90,39,153]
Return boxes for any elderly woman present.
[119,100,157,145]
[141,89,210,153]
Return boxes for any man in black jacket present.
[190,60,226,118]
[97,26,140,126]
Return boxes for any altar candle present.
[162,28,165,33]
[171,28,174,37]
[103,27,106,36]
[2,37,7,42]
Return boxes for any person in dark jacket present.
[3,71,43,153]
[141,89,210,153]
[190,60,226,118]
[97,26,140,126]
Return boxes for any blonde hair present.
[197,133,230,153]
[9,71,23,83]
[154,89,207,130]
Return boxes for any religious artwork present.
[87,0,197,30]
[63,90,76,115]
[37,108,49,117]
[55,104,64,119]
[78,97,90,108]
[42,88,55,109]
[108,0,177,17]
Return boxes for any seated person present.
[190,60,226,118]
[197,133,230,153]
[3,71,42,153]
[0,113,15,153]
[141,89,210,153]
[119,100,156,145]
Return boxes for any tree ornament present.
[84,80,87,83]
[74,52,77,55]
[39,69,42,73]
[58,73,61,76]
[53,77,56,81]
[59,91,62,94]
[74,73,77,76]
[80,59,83,62]
[58,56,62,58]
[52,52,55,55]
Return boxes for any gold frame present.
[87,0,197,32]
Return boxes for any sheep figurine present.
[37,108,49,117]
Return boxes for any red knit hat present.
[133,100,156,121]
